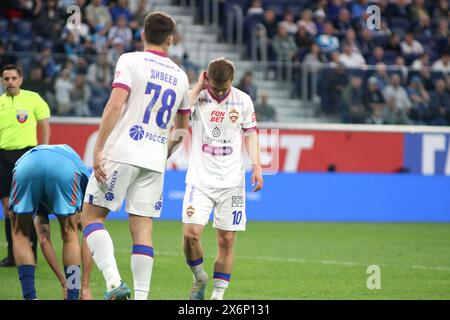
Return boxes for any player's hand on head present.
[93,149,107,184]
[251,170,263,192]
[198,71,208,90]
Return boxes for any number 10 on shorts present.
[232,211,242,225]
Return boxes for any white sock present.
[84,225,121,290]
[187,258,207,282]
[211,279,229,300]
[131,245,154,300]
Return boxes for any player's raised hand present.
[197,71,208,90]
[93,149,107,184]
[251,169,263,192]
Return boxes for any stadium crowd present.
[0,0,449,125]
[240,0,450,125]
[0,0,200,117]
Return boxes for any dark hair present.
[207,58,235,84]
[1,64,22,77]
[144,12,176,46]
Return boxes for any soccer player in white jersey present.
[171,58,264,300]
[80,12,191,300]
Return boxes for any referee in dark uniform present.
[0,64,51,267]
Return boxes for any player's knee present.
[183,230,201,247]
[60,224,78,243]
[217,233,235,253]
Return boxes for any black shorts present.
[0,147,34,198]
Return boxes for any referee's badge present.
[16,110,28,123]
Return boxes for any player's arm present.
[245,130,263,192]
[188,71,207,104]
[93,88,129,183]
[168,112,190,158]
[37,118,51,145]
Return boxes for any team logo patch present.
[186,205,195,217]
[212,127,221,138]
[154,194,163,211]
[105,192,115,201]
[229,109,239,123]
[16,110,28,123]
[129,125,145,141]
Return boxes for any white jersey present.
[186,87,257,188]
[104,50,191,173]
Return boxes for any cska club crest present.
[186,205,195,217]
[16,110,28,123]
[229,109,239,123]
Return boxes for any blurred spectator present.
[382,96,411,125]
[333,8,352,37]
[322,63,348,114]
[237,71,257,102]
[367,47,385,65]
[130,0,149,28]
[383,73,412,116]
[384,33,402,55]
[373,63,390,90]
[313,9,326,34]
[327,0,345,21]
[34,0,63,41]
[350,0,369,21]
[343,29,361,54]
[303,43,325,69]
[295,25,313,50]
[254,93,276,122]
[108,14,133,50]
[363,77,385,112]
[366,107,384,124]
[316,22,340,54]
[92,24,109,53]
[432,0,450,21]
[411,53,430,70]
[70,74,91,116]
[22,65,54,108]
[54,69,74,115]
[342,75,366,123]
[297,9,317,37]
[62,30,83,60]
[393,56,408,83]
[87,53,111,116]
[400,32,424,56]
[262,9,277,39]
[338,42,365,68]
[247,0,264,16]
[358,28,375,58]
[85,0,112,35]
[110,0,132,23]
[279,11,298,37]
[407,76,430,124]
[108,37,126,68]
[409,0,429,24]
[0,41,17,66]
[327,51,341,67]
[431,53,450,74]
[168,31,186,60]
[33,46,58,81]
[429,79,450,126]
[272,23,297,79]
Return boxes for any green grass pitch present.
[1,220,450,299]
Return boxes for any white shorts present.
[84,159,164,217]
[182,184,246,231]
